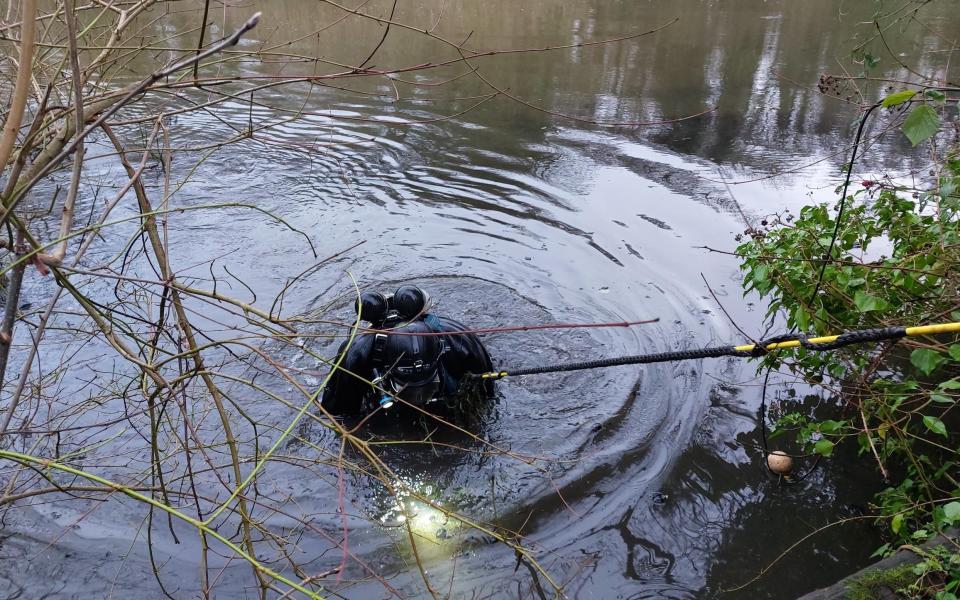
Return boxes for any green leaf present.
[902,104,940,146]
[943,501,960,524]
[753,264,770,284]
[892,513,904,534]
[923,415,948,437]
[828,363,847,379]
[870,543,891,559]
[939,379,960,390]
[941,177,958,202]
[882,90,916,107]
[853,291,891,312]
[814,439,835,457]
[911,348,946,375]
[931,394,955,405]
[924,89,946,102]
[819,420,844,434]
[950,344,960,362]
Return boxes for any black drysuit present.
[320,315,493,415]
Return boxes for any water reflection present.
[192,0,960,174]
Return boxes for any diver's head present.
[356,291,390,324]
[355,285,431,326]
[392,285,431,320]
[380,320,442,408]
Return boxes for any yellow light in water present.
[406,499,458,543]
[379,479,461,546]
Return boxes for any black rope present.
[757,101,880,484]
[475,326,907,379]
[810,101,881,302]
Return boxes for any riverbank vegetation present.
[736,4,960,597]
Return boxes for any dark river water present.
[2,1,959,598]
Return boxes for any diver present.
[320,285,494,417]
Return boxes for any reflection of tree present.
[220,0,960,175]
[603,504,677,582]
[141,0,960,182]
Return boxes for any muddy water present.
[2,1,959,598]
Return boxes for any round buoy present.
[767,450,793,475]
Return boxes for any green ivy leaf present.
[931,394,955,405]
[924,89,946,102]
[853,291,890,312]
[819,420,844,434]
[941,178,958,201]
[753,264,770,284]
[882,90,916,107]
[943,501,960,524]
[870,543,891,559]
[911,348,946,375]
[828,363,847,379]
[902,104,940,146]
[814,439,835,457]
[950,344,960,362]
[923,415,948,437]
[892,513,904,534]
[939,379,960,390]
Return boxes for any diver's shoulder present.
[428,315,468,331]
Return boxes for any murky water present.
[3,1,959,598]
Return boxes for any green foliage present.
[814,438,836,457]
[913,349,948,376]
[738,151,960,596]
[882,89,917,108]
[903,104,941,146]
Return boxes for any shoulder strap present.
[423,313,442,331]
[422,314,448,355]
[371,332,388,367]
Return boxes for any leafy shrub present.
[737,143,960,596]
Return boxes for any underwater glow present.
[407,499,458,543]
[380,479,462,545]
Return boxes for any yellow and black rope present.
[475,322,960,380]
